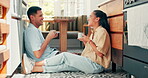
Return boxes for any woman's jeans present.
[43,52,104,73]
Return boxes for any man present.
[24,6,59,73]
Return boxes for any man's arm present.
[34,30,58,58]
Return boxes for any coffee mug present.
[78,32,83,38]
[50,30,57,34]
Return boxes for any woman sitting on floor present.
[24,10,111,74]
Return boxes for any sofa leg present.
[80,41,83,49]
[112,62,116,72]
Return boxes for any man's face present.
[31,10,44,26]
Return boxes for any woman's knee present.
[58,52,69,59]
[57,52,68,57]
[60,52,68,55]
[60,52,71,57]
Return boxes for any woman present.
[24,10,111,74]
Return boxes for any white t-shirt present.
[24,23,58,62]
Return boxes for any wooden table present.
[44,19,74,52]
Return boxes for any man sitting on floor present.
[23,6,59,73]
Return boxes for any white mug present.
[78,32,83,38]
[50,30,57,34]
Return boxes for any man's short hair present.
[27,6,42,20]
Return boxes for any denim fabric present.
[43,52,104,74]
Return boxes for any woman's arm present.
[78,34,104,57]
[88,40,104,57]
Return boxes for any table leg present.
[59,22,68,52]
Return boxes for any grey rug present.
[13,69,127,78]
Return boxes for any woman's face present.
[88,12,99,26]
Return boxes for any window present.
[27,0,84,17]
[58,0,84,16]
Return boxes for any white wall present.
[83,0,100,17]
[54,1,61,16]
[6,0,22,76]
